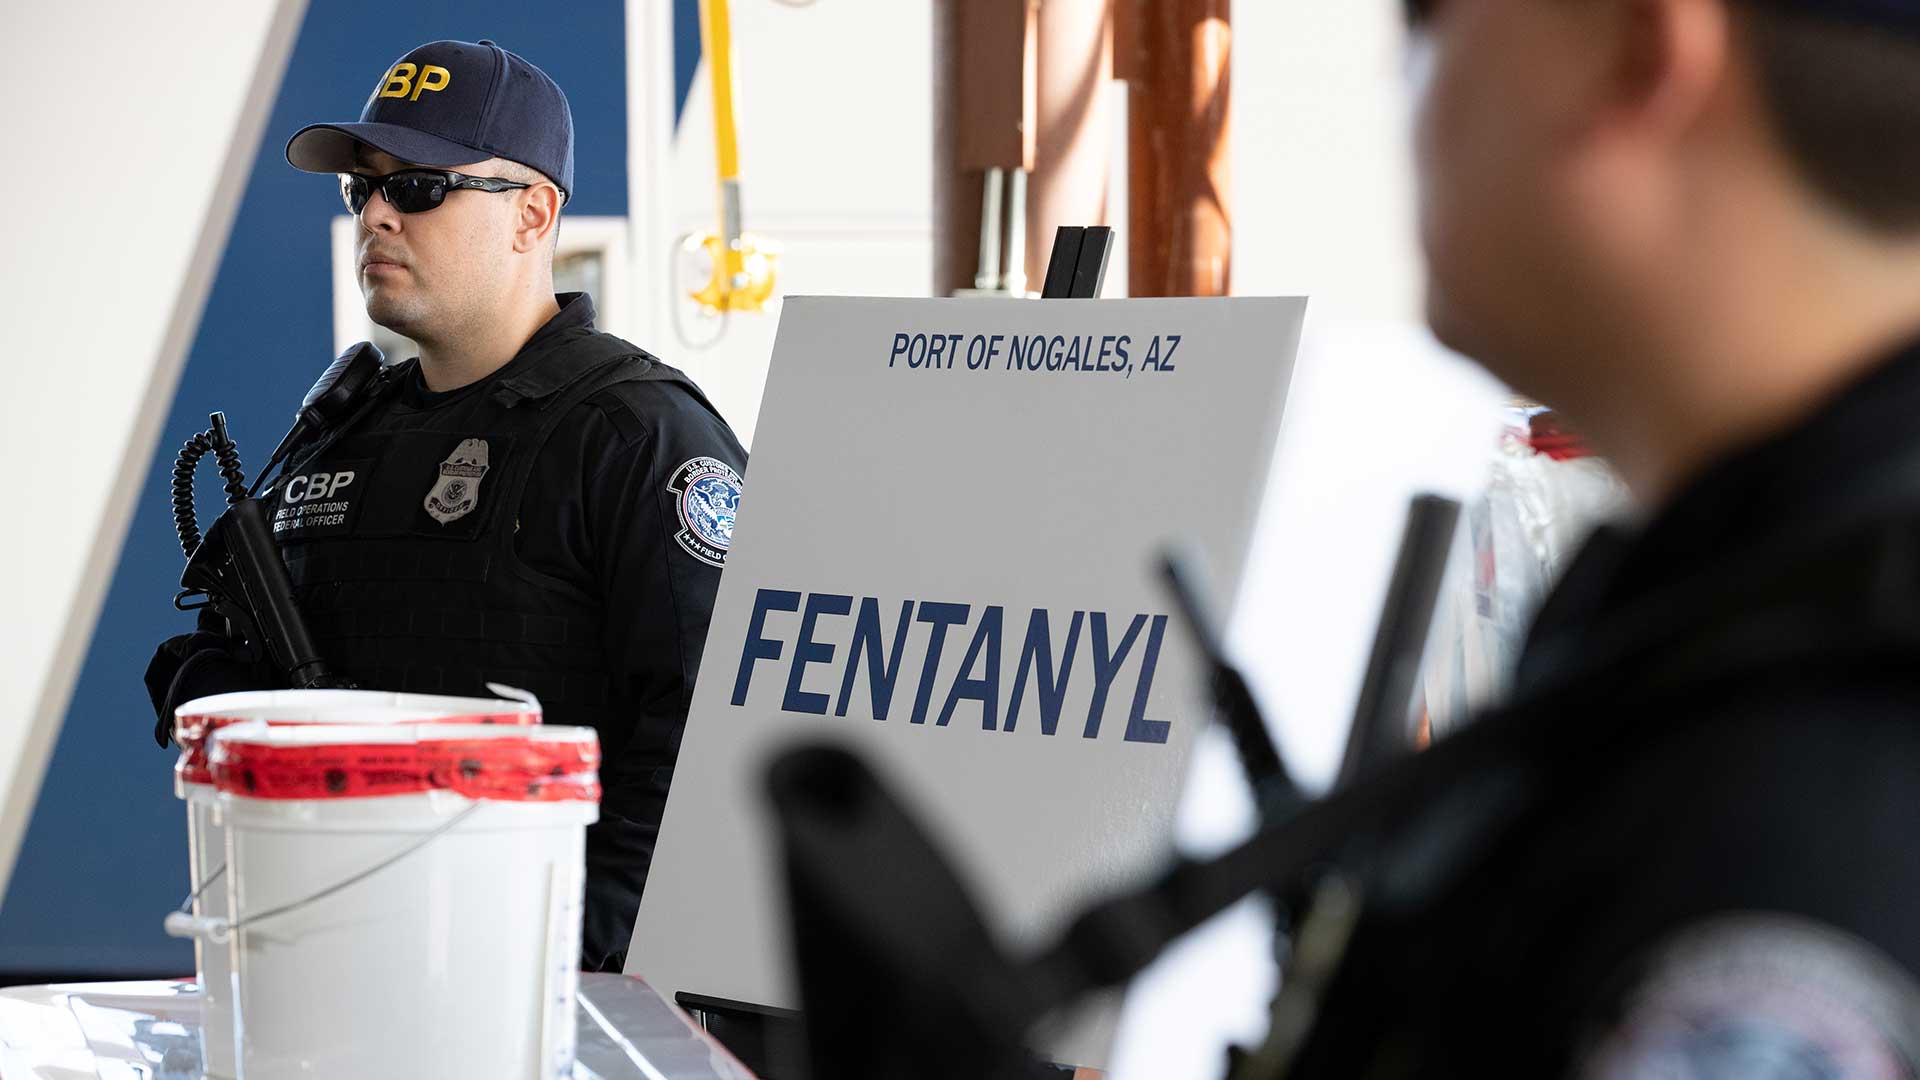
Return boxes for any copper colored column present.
[1024,0,1115,291]
[934,0,1036,297]
[1117,0,1231,296]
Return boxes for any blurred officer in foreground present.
[146,40,746,972]
[1288,0,1920,1072]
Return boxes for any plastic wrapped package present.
[1421,405,1631,737]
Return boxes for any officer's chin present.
[363,293,420,338]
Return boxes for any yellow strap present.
[699,0,746,291]
[701,0,741,184]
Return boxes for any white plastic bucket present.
[174,781,231,1077]
[169,690,542,1078]
[209,721,599,1080]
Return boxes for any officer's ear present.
[1594,0,1730,145]
[512,180,563,257]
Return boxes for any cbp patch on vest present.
[271,458,373,541]
[668,456,742,567]
[424,438,490,525]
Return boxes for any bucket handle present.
[163,803,482,943]
[486,682,542,712]
[162,862,233,942]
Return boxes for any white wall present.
[1231,2,1423,323]
[0,0,307,896]
[645,0,936,448]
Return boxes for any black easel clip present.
[1040,226,1114,299]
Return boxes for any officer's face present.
[1409,0,1660,400]
[349,147,519,342]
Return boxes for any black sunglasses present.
[340,168,532,216]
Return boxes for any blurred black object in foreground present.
[764,730,1537,1078]
[765,745,1058,1080]
[765,496,1472,1077]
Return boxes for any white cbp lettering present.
[285,471,359,504]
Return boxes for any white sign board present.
[630,296,1306,1067]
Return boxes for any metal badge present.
[424,438,490,525]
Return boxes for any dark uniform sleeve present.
[1553,680,1920,1076]
[1291,674,1920,1074]
[529,376,747,972]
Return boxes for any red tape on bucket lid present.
[210,723,600,803]
[173,690,542,788]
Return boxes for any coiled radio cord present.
[172,412,249,559]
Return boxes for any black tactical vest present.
[268,333,703,770]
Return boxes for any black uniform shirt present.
[278,293,746,971]
[392,298,742,780]
[1293,342,1920,1076]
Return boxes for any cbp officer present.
[1277,0,1920,1073]
[152,40,747,973]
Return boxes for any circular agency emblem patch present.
[667,457,742,567]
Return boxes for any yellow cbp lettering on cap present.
[411,65,451,101]
[379,62,418,99]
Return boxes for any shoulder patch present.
[1579,914,1920,1079]
[667,456,742,567]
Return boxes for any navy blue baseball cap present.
[286,39,574,201]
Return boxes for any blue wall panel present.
[0,1,627,974]
[677,0,703,124]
